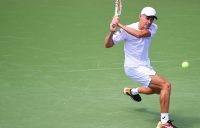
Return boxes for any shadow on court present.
[129,107,200,128]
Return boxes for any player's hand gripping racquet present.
[110,0,122,32]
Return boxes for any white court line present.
[68,58,200,73]
[152,58,200,63]
[68,67,121,73]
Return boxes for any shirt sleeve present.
[149,23,158,37]
[112,28,127,45]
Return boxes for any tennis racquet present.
[114,0,122,17]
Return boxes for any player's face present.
[139,14,154,29]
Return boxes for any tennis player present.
[104,7,177,128]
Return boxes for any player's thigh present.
[149,74,170,88]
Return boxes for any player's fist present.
[110,16,119,32]
[112,16,119,25]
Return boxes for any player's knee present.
[163,81,171,92]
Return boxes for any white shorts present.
[124,66,156,87]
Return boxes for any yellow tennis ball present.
[182,61,189,68]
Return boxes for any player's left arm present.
[118,23,151,38]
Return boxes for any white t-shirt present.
[112,22,158,67]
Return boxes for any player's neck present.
[138,24,145,30]
[138,23,150,30]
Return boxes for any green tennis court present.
[0,0,200,127]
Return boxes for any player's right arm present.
[118,23,151,38]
